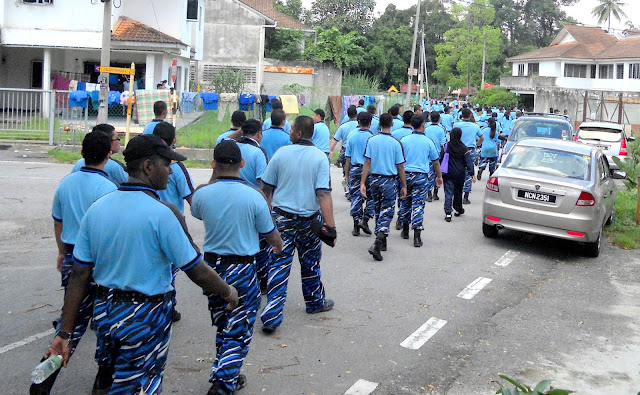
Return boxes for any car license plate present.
[596,145,608,151]
[517,190,556,203]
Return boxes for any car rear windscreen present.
[578,127,623,142]
[502,146,591,181]
[509,120,572,142]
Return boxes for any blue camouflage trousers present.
[57,253,96,353]
[205,260,261,393]
[349,165,374,222]
[255,239,271,287]
[427,161,438,195]
[93,291,173,394]
[261,213,325,329]
[464,148,478,193]
[398,172,430,230]
[478,156,498,175]
[369,175,398,234]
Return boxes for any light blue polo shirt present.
[424,123,447,151]
[440,113,454,131]
[501,118,513,135]
[364,133,405,176]
[263,118,291,133]
[216,128,239,145]
[238,139,268,189]
[391,118,404,132]
[402,132,439,173]
[52,168,117,245]
[261,127,291,160]
[455,121,483,148]
[345,128,373,166]
[480,128,500,158]
[143,120,162,135]
[157,162,194,214]
[73,184,202,295]
[262,140,331,216]
[391,126,413,140]
[340,107,366,124]
[72,158,128,185]
[191,178,275,256]
[370,116,380,135]
[312,122,331,154]
[333,120,358,144]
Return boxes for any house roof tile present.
[597,37,640,59]
[112,16,187,46]
[238,0,312,30]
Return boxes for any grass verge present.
[605,189,640,249]
[47,148,211,169]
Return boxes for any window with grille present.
[517,64,525,76]
[187,0,198,20]
[629,63,640,79]
[23,0,53,3]
[564,64,587,78]
[202,64,257,85]
[590,65,597,78]
[528,63,539,75]
[598,64,613,79]
[616,64,624,79]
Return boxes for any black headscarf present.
[448,127,468,158]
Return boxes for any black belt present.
[204,252,254,265]
[96,285,173,303]
[64,243,74,254]
[406,171,427,175]
[370,174,396,178]
[351,164,363,167]
[273,207,317,221]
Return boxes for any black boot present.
[380,233,387,251]
[358,217,372,235]
[401,223,410,239]
[395,218,401,230]
[463,192,471,205]
[433,189,440,200]
[368,233,384,261]
[414,230,423,247]
[352,220,360,236]
[91,365,114,395]
[477,169,483,181]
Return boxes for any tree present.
[265,28,305,61]
[470,87,519,107]
[591,0,628,32]
[274,0,304,21]
[309,0,375,34]
[305,28,364,71]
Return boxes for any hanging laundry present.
[68,90,89,108]
[200,92,219,111]
[181,92,200,113]
[238,93,255,111]
[218,93,238,121]
[135,89,173,126]
[278,95,299,114]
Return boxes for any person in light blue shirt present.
[398,115,443,246]
[191,140,283,395]
[142,100,168,134]
[501,110,513,136]
[72,124,128,185]
[153,122,195,214]
[389,105,404,131]
[360,113,407,261]
[440,106,454,132]
[340,99,366,124]
[260,115,336,334]
[391,110,414,140]
[261,109,291,160]
[58,134,238,395]
[216,110,246,144]
[344,112,375,237]
[477,118,504,181]
[367,105,380,134]
[312,109,331,156]
[330,106,358,178]
[262,99,291,133]
[454,108,484,204]
[235,119,268,189]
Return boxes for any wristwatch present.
[56,330,72,340]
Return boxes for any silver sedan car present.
[482,138,622,257]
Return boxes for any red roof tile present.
[112,16,187,46]
[238,0,312,30]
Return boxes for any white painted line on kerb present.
[400,317,447,350]
[457,277,493,300]
[494,250,520,267]
[344,379,379,395]
[0,328,55,355]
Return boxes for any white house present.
[0,0,205,92]
[501,25,640,117]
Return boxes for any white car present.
[574,121,635,170]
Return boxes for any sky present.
[300,0,639,31]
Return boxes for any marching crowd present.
[33,97,527,395]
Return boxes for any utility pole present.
[418,27,425,105]
[97,0,112,124]
[481,40,486,90]
[406,0,421,109]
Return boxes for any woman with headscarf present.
[441,127,476,222]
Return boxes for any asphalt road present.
[0,145,639,394]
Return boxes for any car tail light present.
[619,138,628,156]
[576,191,595,206]
[486,216,501,222]
[567,231,585,237]
[486,177,499,192]
[573,133,579,142]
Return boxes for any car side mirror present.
[627,136,636,142]
[611,170,627,179]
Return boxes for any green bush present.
[211,69,244,94]
[612,139,640,189]
[470,87,519,108]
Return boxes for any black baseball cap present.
[123,134,187,163]
[214,139,242,164]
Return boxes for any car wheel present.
[482,223,499,238]
[584,231,601,258]
[605,209,614,226]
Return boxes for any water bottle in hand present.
[31,355,63,384]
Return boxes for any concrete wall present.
[262,60,341,107]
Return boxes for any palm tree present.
[591,0,628,32]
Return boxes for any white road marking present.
[0,328,55,354]
[0,175,61,180]
[494,250,520,267]
[344,379,379,395]
[457,277,493,299]
[400,317,447,350]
